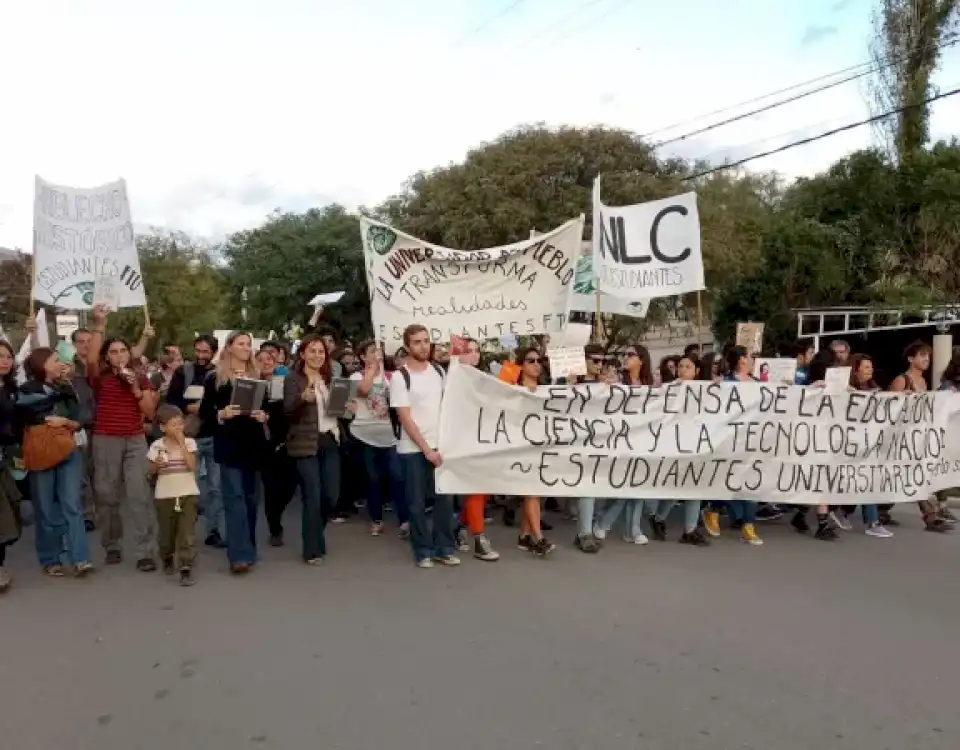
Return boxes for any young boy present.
[147,404,200,586]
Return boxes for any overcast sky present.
[2,0,959,249]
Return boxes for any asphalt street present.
[1,503,958,750]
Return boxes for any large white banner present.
[437,363,960,504]
[593,179,705,301]
[32,176,146,309]
[361,217,583,351]
[568,251,649,318]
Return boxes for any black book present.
[325,378,357,418]
[230,377,266,414]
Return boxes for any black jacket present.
[199,375,269,468]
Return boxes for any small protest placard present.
[825,366,852,393]
[547,346,587,381]
[736,322,764,354]
[56,314,79,338]
[753,357,797,385]
[93,271,122,311]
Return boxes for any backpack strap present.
[400,363,445,391]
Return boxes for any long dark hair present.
[659,355,680,384]
[515,346,540,387]
[849,353,878,390]
[724,346,750,376]
[99,336,133,374]
[295,332,332,385]
[0,340,17,391]
[621,344,653,386]
[698,351,723,381]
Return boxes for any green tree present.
[869,0,960,161]
[0,250,32,341]
[110,232,232,355]
[378,125,774,345]
[222,206,371,343]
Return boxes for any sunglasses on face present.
[624,351,638,358]
[588,357,605,364]
[524,357,541,365]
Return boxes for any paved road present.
[1,504,958,750]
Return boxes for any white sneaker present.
[829,511,852,531]
[473,536,500,562]
[593,524,607,541]
[433,555,461,567]
[865,522,894,538]
[417,558,435,569]
[0,566,10,591]
[623,533,649,545]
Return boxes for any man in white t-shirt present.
[390,324,458,568]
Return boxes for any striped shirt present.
[147,438,199,499]
[90,369,153,437]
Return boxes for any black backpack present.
[390,362,446,439]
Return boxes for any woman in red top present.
[87,304,160,571]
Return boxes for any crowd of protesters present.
[0,307,955,593]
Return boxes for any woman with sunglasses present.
[621,345,653,387]
[513,347,555,555]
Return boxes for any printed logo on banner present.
[361,217,583,352]
[32,176,147,310]
[592,180,704,302]
[567,252,649,318]
[366,225,398,256]
[435,363,960,505]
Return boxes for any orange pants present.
[461,494,487,535]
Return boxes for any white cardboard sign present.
[361,217,583,352]
[592,178,704,302]
[436,363,960,505]
[32,176,146,310]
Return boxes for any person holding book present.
[146,404,199,586]
[284,332,341,565]
[199,331,269,575]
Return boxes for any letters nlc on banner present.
[592,177,705,301]
[436,362,960,505]
[33,176,146,309]
[361,217,583,352]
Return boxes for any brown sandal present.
[43,565,65,577]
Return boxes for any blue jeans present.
[599,498,645,537]
[723,500,757,524]
[577,497,597,537]
[361,445,407,525]
[400,452,454,561]
[650,499,702,531]
[862,504,879,524]
[30,449,89,567]
[295,437,341,560]
[220,465,259,565]
[195,436,224,538]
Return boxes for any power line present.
[513,0,610,49]
[691,114,857,163]
[449,0,530,48]
[684,83,960,181]
[543,0,637,47]
[656,34,960,149]
[644,32,959,143]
